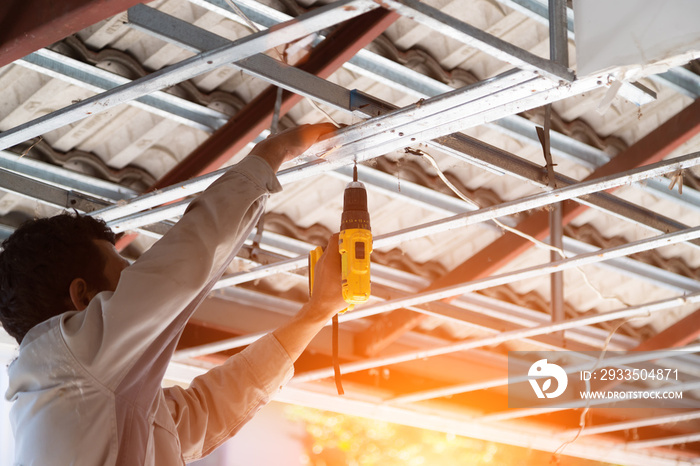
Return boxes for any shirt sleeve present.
[60,155,283,390]
[163,333,294,462]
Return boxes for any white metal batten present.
[94,70,666,234]
[16,48,229,132]
[0,150,136,201]
[93,69,547,226]
[127,4,352,114]
[174,284,569,360]
[347,224,700,323]
[292,287,700,383]
[368,150,700,247]
[0,168,110,213]
[0,0,378,151]
[623,432,700,450]
[479,379,700,423]
[105,199,191,233]
[377,0,574,81]
[562,410,700,437]
[390,343,700,404]
[172,238,654,361]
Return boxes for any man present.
[0,123,346,465]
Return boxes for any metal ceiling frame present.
[7,144,700,410]
[10,4,694,224]
[391,343,700,405]
[358,96,700,356]
[0,0,381,150]
[1,0,700,463]
[150,5,400,188]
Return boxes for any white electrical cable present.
[411,147,633,308]
[223,0,261,33]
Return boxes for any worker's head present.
[0,213,124,344]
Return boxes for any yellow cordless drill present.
[309,164,372,309]
[338,165,372,307]
[308,164,371,395]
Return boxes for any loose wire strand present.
[307,98,342,128]
[549,310,650,463]
[412,147,633,308]
[223,0,261,33]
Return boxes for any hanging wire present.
[223,0,260,33]
[406,147,634,308]
[669,169,685,195]
[549,310,650,463]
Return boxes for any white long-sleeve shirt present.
[5,155,294,465]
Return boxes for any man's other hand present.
[307,233,347,320]
[250,123,337,173]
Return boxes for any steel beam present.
[0,167,111,213]
[0,0,379,150]
[547,0,567,331]
[651,67,700,99]
[0,150,136,201]
[479,379,700,423]
[16,48,229,132]
[293,287,700,383]
[151,5,398,188]
[390,344,700,404]
[625,433,700,450]
[127,5,352,114]
[0,0,142,68]
[562,410,700,437]
[377,0,573,81]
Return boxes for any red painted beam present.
[0,0,142,68]
[357,98,700,356]
[152,8,399,189]
[634,306,700,351]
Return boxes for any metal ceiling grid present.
[1,0,700,464]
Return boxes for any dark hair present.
[0,213,116,344]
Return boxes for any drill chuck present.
[341,181,371,231]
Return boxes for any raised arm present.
[61,124,336,390]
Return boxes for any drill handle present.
[308,246,324,297]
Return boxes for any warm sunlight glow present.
[283,405,618,466]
